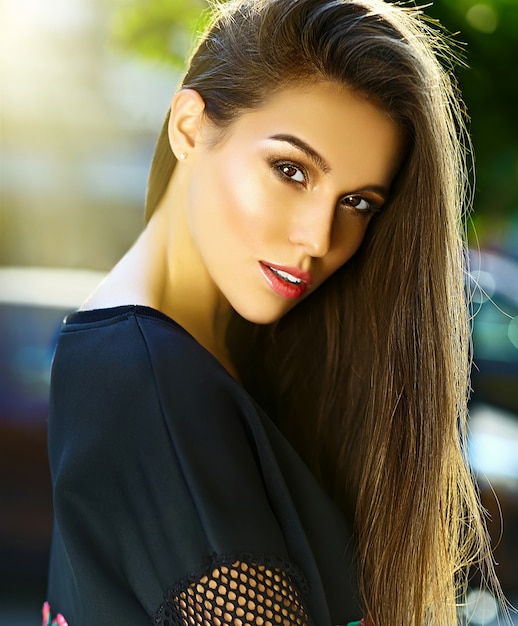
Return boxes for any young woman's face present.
[184,82,405,324]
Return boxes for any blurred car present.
[0,267,104,610]
[464,249,518,622]
[469,249,518,413]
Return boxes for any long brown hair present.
[146,1,504,623]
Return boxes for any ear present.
[167,89,206,160]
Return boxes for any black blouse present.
[46,305,361,625]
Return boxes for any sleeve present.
[137,315,316,625]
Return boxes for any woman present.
[44,0,503,624]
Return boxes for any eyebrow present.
[269,133,391,200]
[268,134,331,174]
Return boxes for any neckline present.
[65,304,242,383]
[66,304,183,329]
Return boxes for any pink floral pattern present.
[42,602,68,626]
[42,599,364,626]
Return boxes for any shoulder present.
[50,305,266,516]
[51,304,265,493]
[57,304,220,381]
[51,305,253,449]
[56,304,256,427]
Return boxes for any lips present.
[259,261,312,300]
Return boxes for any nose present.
[288,198,334,258]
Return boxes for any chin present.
[232,302,298,326]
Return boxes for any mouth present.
[269,267,303,284]
[259,261,312,300]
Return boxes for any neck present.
[142,171,238,378]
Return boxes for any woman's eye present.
[344,195,370,211]
[341,195,378,215]
[278,163,306,184]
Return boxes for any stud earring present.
[179,152,187,161]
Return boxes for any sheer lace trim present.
[152,553,312,626]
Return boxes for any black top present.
[46,305,361,625]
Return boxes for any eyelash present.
[338,195,382,219]
[272,160,309,186]
[271,158,382,218]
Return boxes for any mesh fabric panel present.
[153,555,312,626]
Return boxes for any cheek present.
[186,158,243,246]
[201,158,284,249]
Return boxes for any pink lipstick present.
[259,261,312,299]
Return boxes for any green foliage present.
[424,0,518,235]
[106,0,209,66]
[105,0,518,237]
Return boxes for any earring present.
[179,152,187,161]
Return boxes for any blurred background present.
[0,0,517,623]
